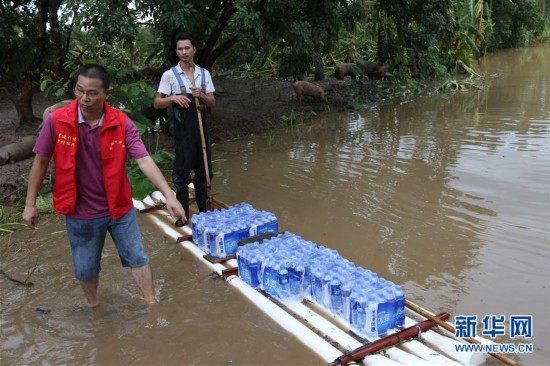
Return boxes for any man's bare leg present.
[131,264,156,306]
[80,275,100,308]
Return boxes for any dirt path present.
[0,77,363,204]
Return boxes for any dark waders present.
[171,96,212,220]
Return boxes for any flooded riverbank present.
[2,44,549,365]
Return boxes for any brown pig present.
[334,63,363,80]
[42,99,73,122]
[39,99,73,133]
[356,60,390,79]
[293,81,328,103]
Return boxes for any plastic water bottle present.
[290,264,305,297]
[191,212,203,242]
[369,272,379,283]
[237,247,251,285]
[206,224,220,256]
[212,224,227,257]
[301,262,312,297]
[259,213,278,234]
[383,287,396,332]
[248,254,261,288]
[312,265,326,304]
[321,271,332,308]
[351,295,367,334]
[231,221,411,330]
[394,285,405,328]
[233,202,254,212]
[192,213,209,250]
[304,260,318,300]
[329,278,343,315]
[263,262,280,296]
[278,268,290,298]
[365,293,379,339]
[260,257,270,291]
[213,224,243,258]
[234,224,250,249]
[258,254,270,289]
[248,216,262,237]
[376,290,388,337]
[341,282,352,324]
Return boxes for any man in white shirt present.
[154,33,216,226]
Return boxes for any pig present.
[41,99,73,122]
[38,99,73,133]
[293,81,328,103]
[334,63,362,80]
[356,60,390,79]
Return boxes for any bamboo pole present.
[189,67,214,210]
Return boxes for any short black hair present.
[75,63,111,89]
[174,32,195,48]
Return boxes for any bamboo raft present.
[133,190,517,366]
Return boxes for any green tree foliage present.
[376,0,459,79]
[375,0,547,80]
[2,0,549,129]
[0,0,62,127]
[448,0,493,67]
[137,0,365,80]
[489,0,547,50]
[260,0,366,80]
[137,0,233,69]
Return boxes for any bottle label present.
[263,269,278,295]
[215,232,227,257]
[366,303,378,339]
[377,303,388,336]
[249,263,260,288]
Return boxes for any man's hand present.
[22,205,39,229]
[190,86,201,100]
[22,155,51,229]
[171,94,192,108]
[134,155,187,223]
[165,195,187,224]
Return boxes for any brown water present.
[2,44,549,365]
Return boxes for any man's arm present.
[22,154,51,228]
[154,92,193,109]
[190,89,215,108]
[135,155,186,221]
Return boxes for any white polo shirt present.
[157,63,215,96]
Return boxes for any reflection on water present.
[1,216,319,365]
[214,45,550,365]
[1,45,549,365]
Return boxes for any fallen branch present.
[0,136,37,165]
[0,269,34,287]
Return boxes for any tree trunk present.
[313,56,325,81]
[199,3,238,68]
[2,79,36,129]
[314,66,325,81]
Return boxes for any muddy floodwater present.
[2,44,549,365]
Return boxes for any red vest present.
[52,100,133,220]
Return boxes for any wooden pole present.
[405,299,518,366]
[189,67,214,211]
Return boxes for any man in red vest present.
[22,64,185,308]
